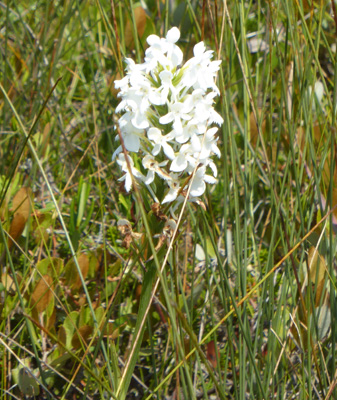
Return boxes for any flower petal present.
[166,27,180,43]
[170,154,187,172]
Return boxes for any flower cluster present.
[114,27,223,204]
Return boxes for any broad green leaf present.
[18,368,40,397]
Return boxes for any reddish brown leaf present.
[45,307,57,331]
[65,253,90,290]
[207,340,219,368]
[73,253,89,289]
[58,326,66,347]
[71,325,93,349]
[11,187,31,221]
[31,275,54,313]
[8,213,26,249]
[124,6,147,48]
[8,187,32,248]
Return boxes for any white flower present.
[142,155,170,184]
[170,142,197,172]
[159,99,193,134]
[115,77,151,130]
[117,153,144,192]
[114,112,143,156]
[149,70,175,106]
[190,91,223,126]
[162,174,181,203]
[170,153,188,172]
[174,123,197,144]
[182,42,222,93]
[114,76,129,92]
[190,127,221,161]
[114,27,223,204]
[147,128,175,159]
[189,166,217,197]
[145,27,183,70]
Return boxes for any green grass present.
[1,1,337,399]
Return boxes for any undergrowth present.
[1,1,337,399]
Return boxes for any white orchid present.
[148,70,174,105]
[147,128,175,159]
[162,173,181,204]
[145,27,183,71]
[116,153,144,192]
[159,99,193,135]
[142,155,170,185]
[189,166,217,197]
[114,27,223,205]
[190,127,221,162]
[182,42,222,93]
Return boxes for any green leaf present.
[36,257,63,277]
[79,305,92,327]
[62,311,79,349]
[18,368,40,397]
